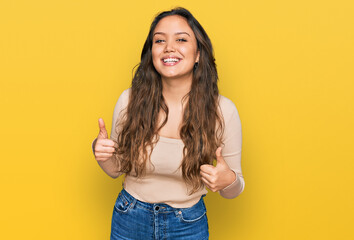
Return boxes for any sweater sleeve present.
[91,89,129,155]
[218,97,245,199]
[110,89,130,142]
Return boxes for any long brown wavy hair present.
[113,7,225,194]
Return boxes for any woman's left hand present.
[200,147,237,192]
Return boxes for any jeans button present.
[155,206,159,211]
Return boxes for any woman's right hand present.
[94,118,117,161]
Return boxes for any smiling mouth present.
[161,57,181,66]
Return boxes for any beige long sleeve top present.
[101,88,244,208]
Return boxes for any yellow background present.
[1,0,353,239]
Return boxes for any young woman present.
[92,7,245,240]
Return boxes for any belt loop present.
[174,209,180,217]
[130,198,137,209]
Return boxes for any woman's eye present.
[177,38,187,42]
[155,39,164,43]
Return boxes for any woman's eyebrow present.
[153,32,191,37]
[175,32,191,36]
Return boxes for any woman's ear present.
[196,50,200,63]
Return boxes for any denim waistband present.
[119,188,205,213]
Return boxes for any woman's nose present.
[164,41,175,52]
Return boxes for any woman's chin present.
[160,72,194,81]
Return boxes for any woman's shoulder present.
[218,94,241,124]
[113,88,131,113]
[218,94,239,113]
[116,88,131,104]
[120,88,131,99]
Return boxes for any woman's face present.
[152,15,200,82]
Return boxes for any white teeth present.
[163,58,180,63]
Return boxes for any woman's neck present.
[161,77,192,105]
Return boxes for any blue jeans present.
[110,188,209,240]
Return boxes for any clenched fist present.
[94,118,118,161]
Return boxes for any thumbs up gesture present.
[200,147,237,192]
[94,118,118,161]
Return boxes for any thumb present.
[215,147,225,165]
[97,118,108,139]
